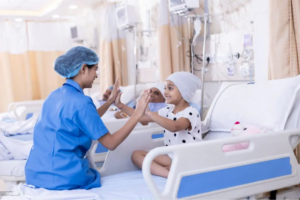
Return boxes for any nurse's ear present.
[80,64,88,75]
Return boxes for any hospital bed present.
[87,75,300,200]
[0,84,210,181]
[2,75,300,199]
[0,83,160,190]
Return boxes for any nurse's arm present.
[96,99,114,117]
[98,90,152,150]
[118,103,153,125]
[97,113,140,150]
[97,78,120,117]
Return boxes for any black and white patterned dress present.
[158,105,202,149]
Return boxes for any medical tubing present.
[191,43,195,74]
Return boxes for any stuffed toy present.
[223,121,266,152]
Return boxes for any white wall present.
[116,0,270,100]
[253,0,269,81]
[204,0,270,99]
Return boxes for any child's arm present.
[115,93,154,125]
[146,111,191,132]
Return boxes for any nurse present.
[25,46,152,190]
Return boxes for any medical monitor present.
[169,0,199,14]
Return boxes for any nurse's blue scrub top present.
[25,79,109,190]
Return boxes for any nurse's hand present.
[108,78,120,104]
[135,89,152,117]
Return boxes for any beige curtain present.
[98,3,128,93]
[158,0,191,81]
[269,0,300,79]
[269,0,300,162]
[0,51,65,112]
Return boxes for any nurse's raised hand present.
[108,78,120,103]
[135,89,152,117]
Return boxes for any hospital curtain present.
[268,0,300,79]
[0,21,70,112]
[157,0,191,81]
[268,0,300,163]
[0,51,65,112]
[27,51,65,99]
[98,3,128,93]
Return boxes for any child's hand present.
[108,78,120,103]
[114,111,127,119]
[135,89,152,118]
[144,102,150,116]
[114,92,123,109]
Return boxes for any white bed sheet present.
[0,160,26,177]
[93,171,166,200]
[1,171,166,200]
[203,131,232,141]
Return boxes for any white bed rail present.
[91,120,162,164]
[104,118,160,134]
[98,125,164,177]
[143,129,300,199]
[7,100,44,121]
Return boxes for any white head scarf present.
[151,82,165,97]
[166,72,201,102]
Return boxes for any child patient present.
[114,72,202,178]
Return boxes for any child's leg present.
[131,150,172,178]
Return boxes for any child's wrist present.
[145,110,152,117]
[116,103,124,110]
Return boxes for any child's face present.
[164,80,183,104]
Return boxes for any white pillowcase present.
[120,84,153,105]
[206,75,300,132]
[190,89,211,108]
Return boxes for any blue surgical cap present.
[54,46,99,78]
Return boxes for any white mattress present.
[92,171,166,199]
[204,131,232,141]
[1,171,166,200]
[0,160,26,177]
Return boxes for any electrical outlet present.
[240,63,253,77]
[205,54,214,63]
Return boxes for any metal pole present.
[133,25,137,105]
[201,16,207,119]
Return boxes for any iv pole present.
[186,13,209,120]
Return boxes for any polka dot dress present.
[158,105,202,148]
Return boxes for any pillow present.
[120,84,149,105]
[206,75,300,132]
[189,90,211,109]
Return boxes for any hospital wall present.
[0,0,270,112]
[253,0,269,82]
[205,0,269,99]
[127,0,270,100]
[61,0,270,100]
